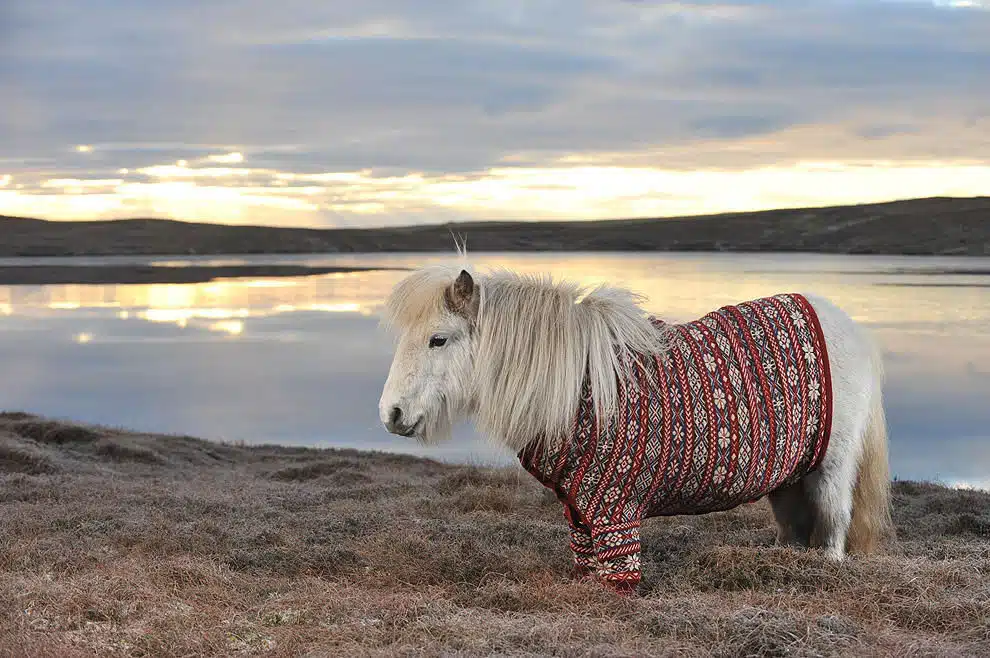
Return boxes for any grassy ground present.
[1,412,988,657]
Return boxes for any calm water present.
[1,251,989,488]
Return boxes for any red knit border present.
[792,293,833,473]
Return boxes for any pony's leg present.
[562,503,598,578]
[568,524,599,578]
[767,480,814,547]
[805,464,856,560]
[590,520,642,594]
[803,409,871,561]
[802,293,889,561]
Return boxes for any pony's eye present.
[429,335,448,348]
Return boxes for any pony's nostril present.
[389,406,403,426]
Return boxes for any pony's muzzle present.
[384,405,420,437]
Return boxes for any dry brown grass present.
[2,412,988,657]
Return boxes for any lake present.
[1,251,989,488]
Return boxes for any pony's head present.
[378,263,670,451]
[378,266,479,444]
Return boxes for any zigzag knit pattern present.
[520,293,833,589]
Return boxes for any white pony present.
[379,264,893,593]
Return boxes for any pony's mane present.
[475,269,669,451]
[380,265,457,336]
[382,265,670,452]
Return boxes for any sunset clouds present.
[2,1,989,226]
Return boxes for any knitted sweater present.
[519,293,833,588]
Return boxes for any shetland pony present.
[378,265,893,593]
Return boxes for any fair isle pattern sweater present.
[519,293,833,589]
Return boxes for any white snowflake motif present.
[791,310,807,329]
[616,455,633,473]
[623,554,641,571]
[691,328,705,341]
[583,480,601,500]
[773,395,785,413]
[718,426,731,448]
[703,352,717,372]
[802,341,816,365]
[787,365,799,387]
[808,378,820,401]
[714,464,728,482]
[604,487,621,505]
[713,388,727,410]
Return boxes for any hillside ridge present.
[2,195,989,257]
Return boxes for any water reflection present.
[0,252,988,488]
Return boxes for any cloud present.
[4,156,989,227]
[1,0,989,225]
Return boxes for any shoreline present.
[0,264,403,286]
[0,259,988,288]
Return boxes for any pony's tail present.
[846,343,894,553]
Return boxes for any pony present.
[378,264,893,593]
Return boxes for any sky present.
[1,0,989,228]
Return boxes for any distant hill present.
[2,196,988,257]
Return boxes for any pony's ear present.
[444,269,479,319]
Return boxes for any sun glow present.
[0,269,390,338]
[138,165,257,179]
[3,149,989,226]
[209,320,244,335]
[42,179,123,190]
[206,152,245,164]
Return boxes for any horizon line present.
[2,193,986,232]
